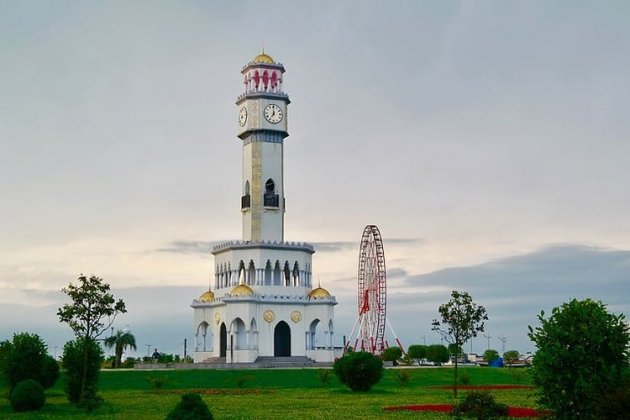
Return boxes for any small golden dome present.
[231,284,254,297]
[308,287,331,299]
[253,52,274,64]
[199,290,215,302]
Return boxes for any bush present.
[483,349,499,363]
[0,332,58,391]
[333,351,383,391]
[61,337,104,406]
[595,383,630,419]
[9,379,45,412]
[381,347,402,364]
[317,369,332,386]
[528,299,630,418]
[407,344,428,365]
[148,376,168,390]
[453,390,508,419]
[394,369,411,387]
[166,393,213,420]
[426,344,449,365]
[459,371,471,385]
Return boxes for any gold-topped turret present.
[231,284,254,297]
[253,51,274,64]
[199,290,215,302]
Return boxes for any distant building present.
[191,52,337,363]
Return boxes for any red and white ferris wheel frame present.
[355,224,387,354]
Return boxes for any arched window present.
[245,180,250,195]
[265,178,275,193]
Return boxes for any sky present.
[1,1,629,358]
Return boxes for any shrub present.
[166,393,213,420]
[0,332,58,391]
[459,371,471,385]
[61,337,104,406]
[453,390,508,419]
[333,351,383,391]
[528,299,630,418]
[426,344,449,365]
[317,369,332,386]
[235,374,255,388]
[381,347,402,365]
[394,369,411,387]
[9,379,45,412]
[148,376,167,390]
[407,344,428,365]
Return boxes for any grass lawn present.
[0,367,537,419]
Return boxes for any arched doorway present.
[274,321,291,357]
[219,323,227,357]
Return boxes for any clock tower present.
[236,52,290,242]
[191,52,337,365]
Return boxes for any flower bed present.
[384,404,545,417]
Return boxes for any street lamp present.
[483,334,492,350]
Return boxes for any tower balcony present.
[264,193,279,208]
[241,194,251,210]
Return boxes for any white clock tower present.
[191,52,337,365]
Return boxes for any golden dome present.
[231,284,254,297]
[199,290,215,302]
[253,52,274,64]
[308,287,331,299]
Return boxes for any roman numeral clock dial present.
[264,104,283,124]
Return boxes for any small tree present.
[528,298,630,418]
[57,274,126,405]
[0,332,59,392]
[407,344,428,365]
[432,290,488,400]
[333,351,383,391]
[104,330,137,368]
[503,350,520,367]
[483,349,499,363]
[381,347,402,364]
[426,344,449,365]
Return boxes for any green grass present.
[0,367,536,419]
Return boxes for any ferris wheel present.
[346,225,403,355]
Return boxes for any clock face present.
[238,107,247,127]
[263,104,283,124]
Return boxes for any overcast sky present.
[1,1,629,357]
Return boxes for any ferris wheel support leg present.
[386,319,406,355]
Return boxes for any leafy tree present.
[426,344,449,365]
[448,343,464,357]
[57,274,126,405]
[503,350,520,367]
[407,344,428,365]
[528,298,630,418]
[333,351,383,391]
[432,290,488,400]
[0,332,59,391]
[61,338,103,407]
[104,330,137,368]
[381,346,402,364]
[483,349,499,363]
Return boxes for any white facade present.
[192,52,336,364]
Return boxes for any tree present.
[0,332,59,392]
[381,347,402,364]
[104,330,137,368]
[407,344,428,365]
[483,349,499,363]
[503,350,520,367]
[57,274,126,405]
[432,290,488,400]
[61,338,103,407]
[333,351,383,391]
[426,344,449,365]
[528,298,630,418]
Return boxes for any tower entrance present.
[219,323,227,357]
[274,321,291,357]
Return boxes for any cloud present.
[156,241,217,255]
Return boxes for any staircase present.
[254,356,316,368]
